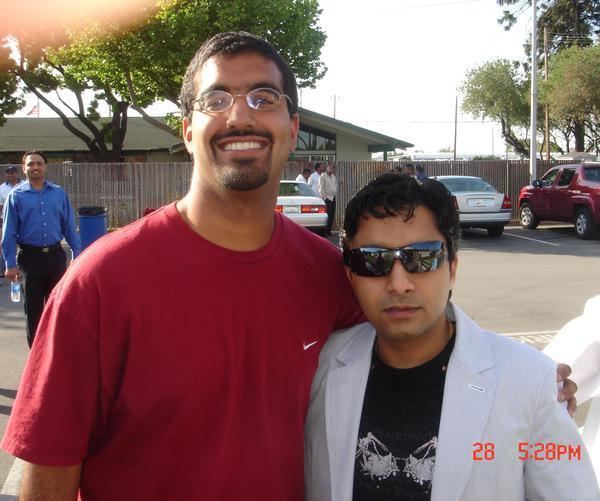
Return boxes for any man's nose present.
[385,259,416,295]
[226,96,257,129]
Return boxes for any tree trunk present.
[573,120,585,152]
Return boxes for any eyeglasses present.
[343,241,447,277]
[194,87,292,113]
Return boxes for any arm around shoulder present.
[524,362,600,500]
[20,462,82,501]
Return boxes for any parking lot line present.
[503,231,560,246]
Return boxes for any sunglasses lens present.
[403,250,443,273]
[346,242,446,277]
[348,249,390,277]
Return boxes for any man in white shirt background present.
[307,162,324,194]
[0,165,24,282]
[318,163,337,235]
[295,167,311,183]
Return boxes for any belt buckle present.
[41,247,50,253]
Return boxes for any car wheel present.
[574,208,599,239]
[519,203,539,229]
[487,226,504,237]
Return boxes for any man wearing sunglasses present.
[305,174,598,500]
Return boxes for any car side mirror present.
[532,180,543,188]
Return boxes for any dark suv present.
[518,163,600,239]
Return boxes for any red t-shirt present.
[2,203,363,500]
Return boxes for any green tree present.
[0,46,24,126]
[541,44,600,154]
[1,0,327,161]
[496,0,600,151]
[461,59,531,157]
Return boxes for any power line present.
[375,0,482,10]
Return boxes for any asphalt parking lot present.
[452,223,600,348]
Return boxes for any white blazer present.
[305,303,599,501]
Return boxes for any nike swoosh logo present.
[303,341,318,351]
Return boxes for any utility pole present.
[544,26,550,161]
[529,0,538,182]
[453,94,458,162]
[332,94,341,118]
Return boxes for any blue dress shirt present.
[1,181,82,269]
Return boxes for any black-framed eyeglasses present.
[194,87,292,113]
[343,241,447,277]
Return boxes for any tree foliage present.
[461,59,531,157]
[490,0,600,153]
[0,0,327,161]
[496,0,599,53]
[542,44,600,153]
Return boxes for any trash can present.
[78,206,108,250]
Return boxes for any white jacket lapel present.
[325,325,376,501]
[431,304,497,501]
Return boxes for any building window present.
[295,125,336,154]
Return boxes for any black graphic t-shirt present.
[352,333,456,501]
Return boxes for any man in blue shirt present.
[2,150,81,347]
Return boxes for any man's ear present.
[344,265,353,284]
[449,254,458,291]
[182,116,193,154]
[288,113,299,153]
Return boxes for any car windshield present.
[438,177,497,193]
[583,167,600,182]
[279,182,317,197]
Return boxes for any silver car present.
[435,176,512,237]
[277,180,327,234]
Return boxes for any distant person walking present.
[307,162,324,194]
[403,162,416,177]
[319,163,337,235]
[415,164,427,181]
[0,165,23,282]
[295,167,311,183]
[1,150,81,347]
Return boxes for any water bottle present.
[10,281,21,303]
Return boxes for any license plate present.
[284,206,300,214]
[467,198,493,207]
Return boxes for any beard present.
[216,157,271,191]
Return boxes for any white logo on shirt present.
[303,340,318,351]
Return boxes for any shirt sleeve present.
[318,174,326,199]
[61,191,82,258]
[1,191,19,269]
[0,285,100,466]
[523,363,600,500]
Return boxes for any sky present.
[298,0,534,155]
[14,0,535,155]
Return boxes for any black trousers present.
[17,245,67,348]
[325,197,336,234]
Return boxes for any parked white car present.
[277,180,327,234]
[435,175,512,237]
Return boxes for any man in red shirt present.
[1,32,363,500]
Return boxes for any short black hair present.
[302,167,312,175]
[180,31,298,121]
[22,150,48,164]
[342,173,460,263]
[314,162,322,171]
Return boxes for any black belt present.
[19,243,62,254]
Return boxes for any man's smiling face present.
[183,52,299,193]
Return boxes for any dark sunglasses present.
[343,241,447,277]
